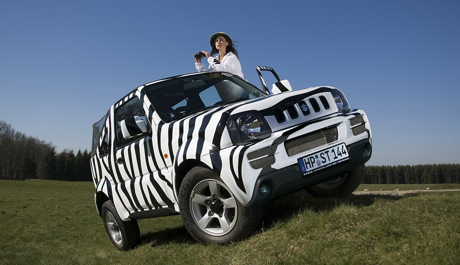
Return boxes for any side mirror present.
[120,116,149,139]
[271,80,293,94]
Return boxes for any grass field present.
[0,180,459,265]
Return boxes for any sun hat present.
[209,32,232,47]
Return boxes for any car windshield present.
[144,72,267,122]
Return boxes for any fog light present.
[260,184,271,197]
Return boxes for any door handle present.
[117,157,123,164]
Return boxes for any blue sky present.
[1,0,459,166]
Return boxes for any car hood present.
[164,86,339,134]
[222,86,339,132]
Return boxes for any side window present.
[100,130,110,157]
[115,97,147,146]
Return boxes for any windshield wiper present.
[169,108,208,121]
[217,98,248,109]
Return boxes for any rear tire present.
[306,165,365,197]
[101,200,140,251]
[179,166,263,245]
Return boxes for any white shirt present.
[195,52,245,80]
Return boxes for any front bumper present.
[245,139,371,207]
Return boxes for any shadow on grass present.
[139,190,419,247]
[141,225,195,247]
[261,190,419,228]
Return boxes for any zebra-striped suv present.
[90,66,372,250]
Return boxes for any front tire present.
[101,200,140,251]
[306,165,365,197]
[179,166,263,245]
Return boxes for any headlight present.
[331,89,350,112]
[227,111,271,145]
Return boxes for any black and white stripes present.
[90,72,372,222]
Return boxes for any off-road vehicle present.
[90,66,372,250]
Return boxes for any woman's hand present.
[201,50,210,59]
[194,54,202,63]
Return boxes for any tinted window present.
[144,73,267,122]
[91,113,108,156]
[99,130,110,157]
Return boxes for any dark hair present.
[210,34,239,58]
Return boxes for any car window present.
[144,73,267,122]
[99,129,110,157]
[91,113,108,156]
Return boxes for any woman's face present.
[214,36,228,51]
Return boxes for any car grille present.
[249,155,276,169]
[247,126,339,169]
[349,115,366,136]
[247,146,276,169]
[273,96,332,124]
[247,146,273,160]
[284,126,338,157]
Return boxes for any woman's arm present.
[195,61,206,72]
[207,52,242,74]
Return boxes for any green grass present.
[1,180,459,265]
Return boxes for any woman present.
[194,32,245,79]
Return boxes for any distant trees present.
[0,120,91,181]
[1,119,460,184]
[364,164,460,184]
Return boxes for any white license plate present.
[298,143,349,176]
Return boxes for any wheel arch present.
[94,177,112,217]
[173,159,211,198]
[172,155,249,208]
[96,191,110,217]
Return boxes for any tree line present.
[364,164,460,184]
[1,120,460,183]
[0,120,91,181]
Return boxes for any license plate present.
[298,143,349,176]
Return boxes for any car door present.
[113,95,175,211]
